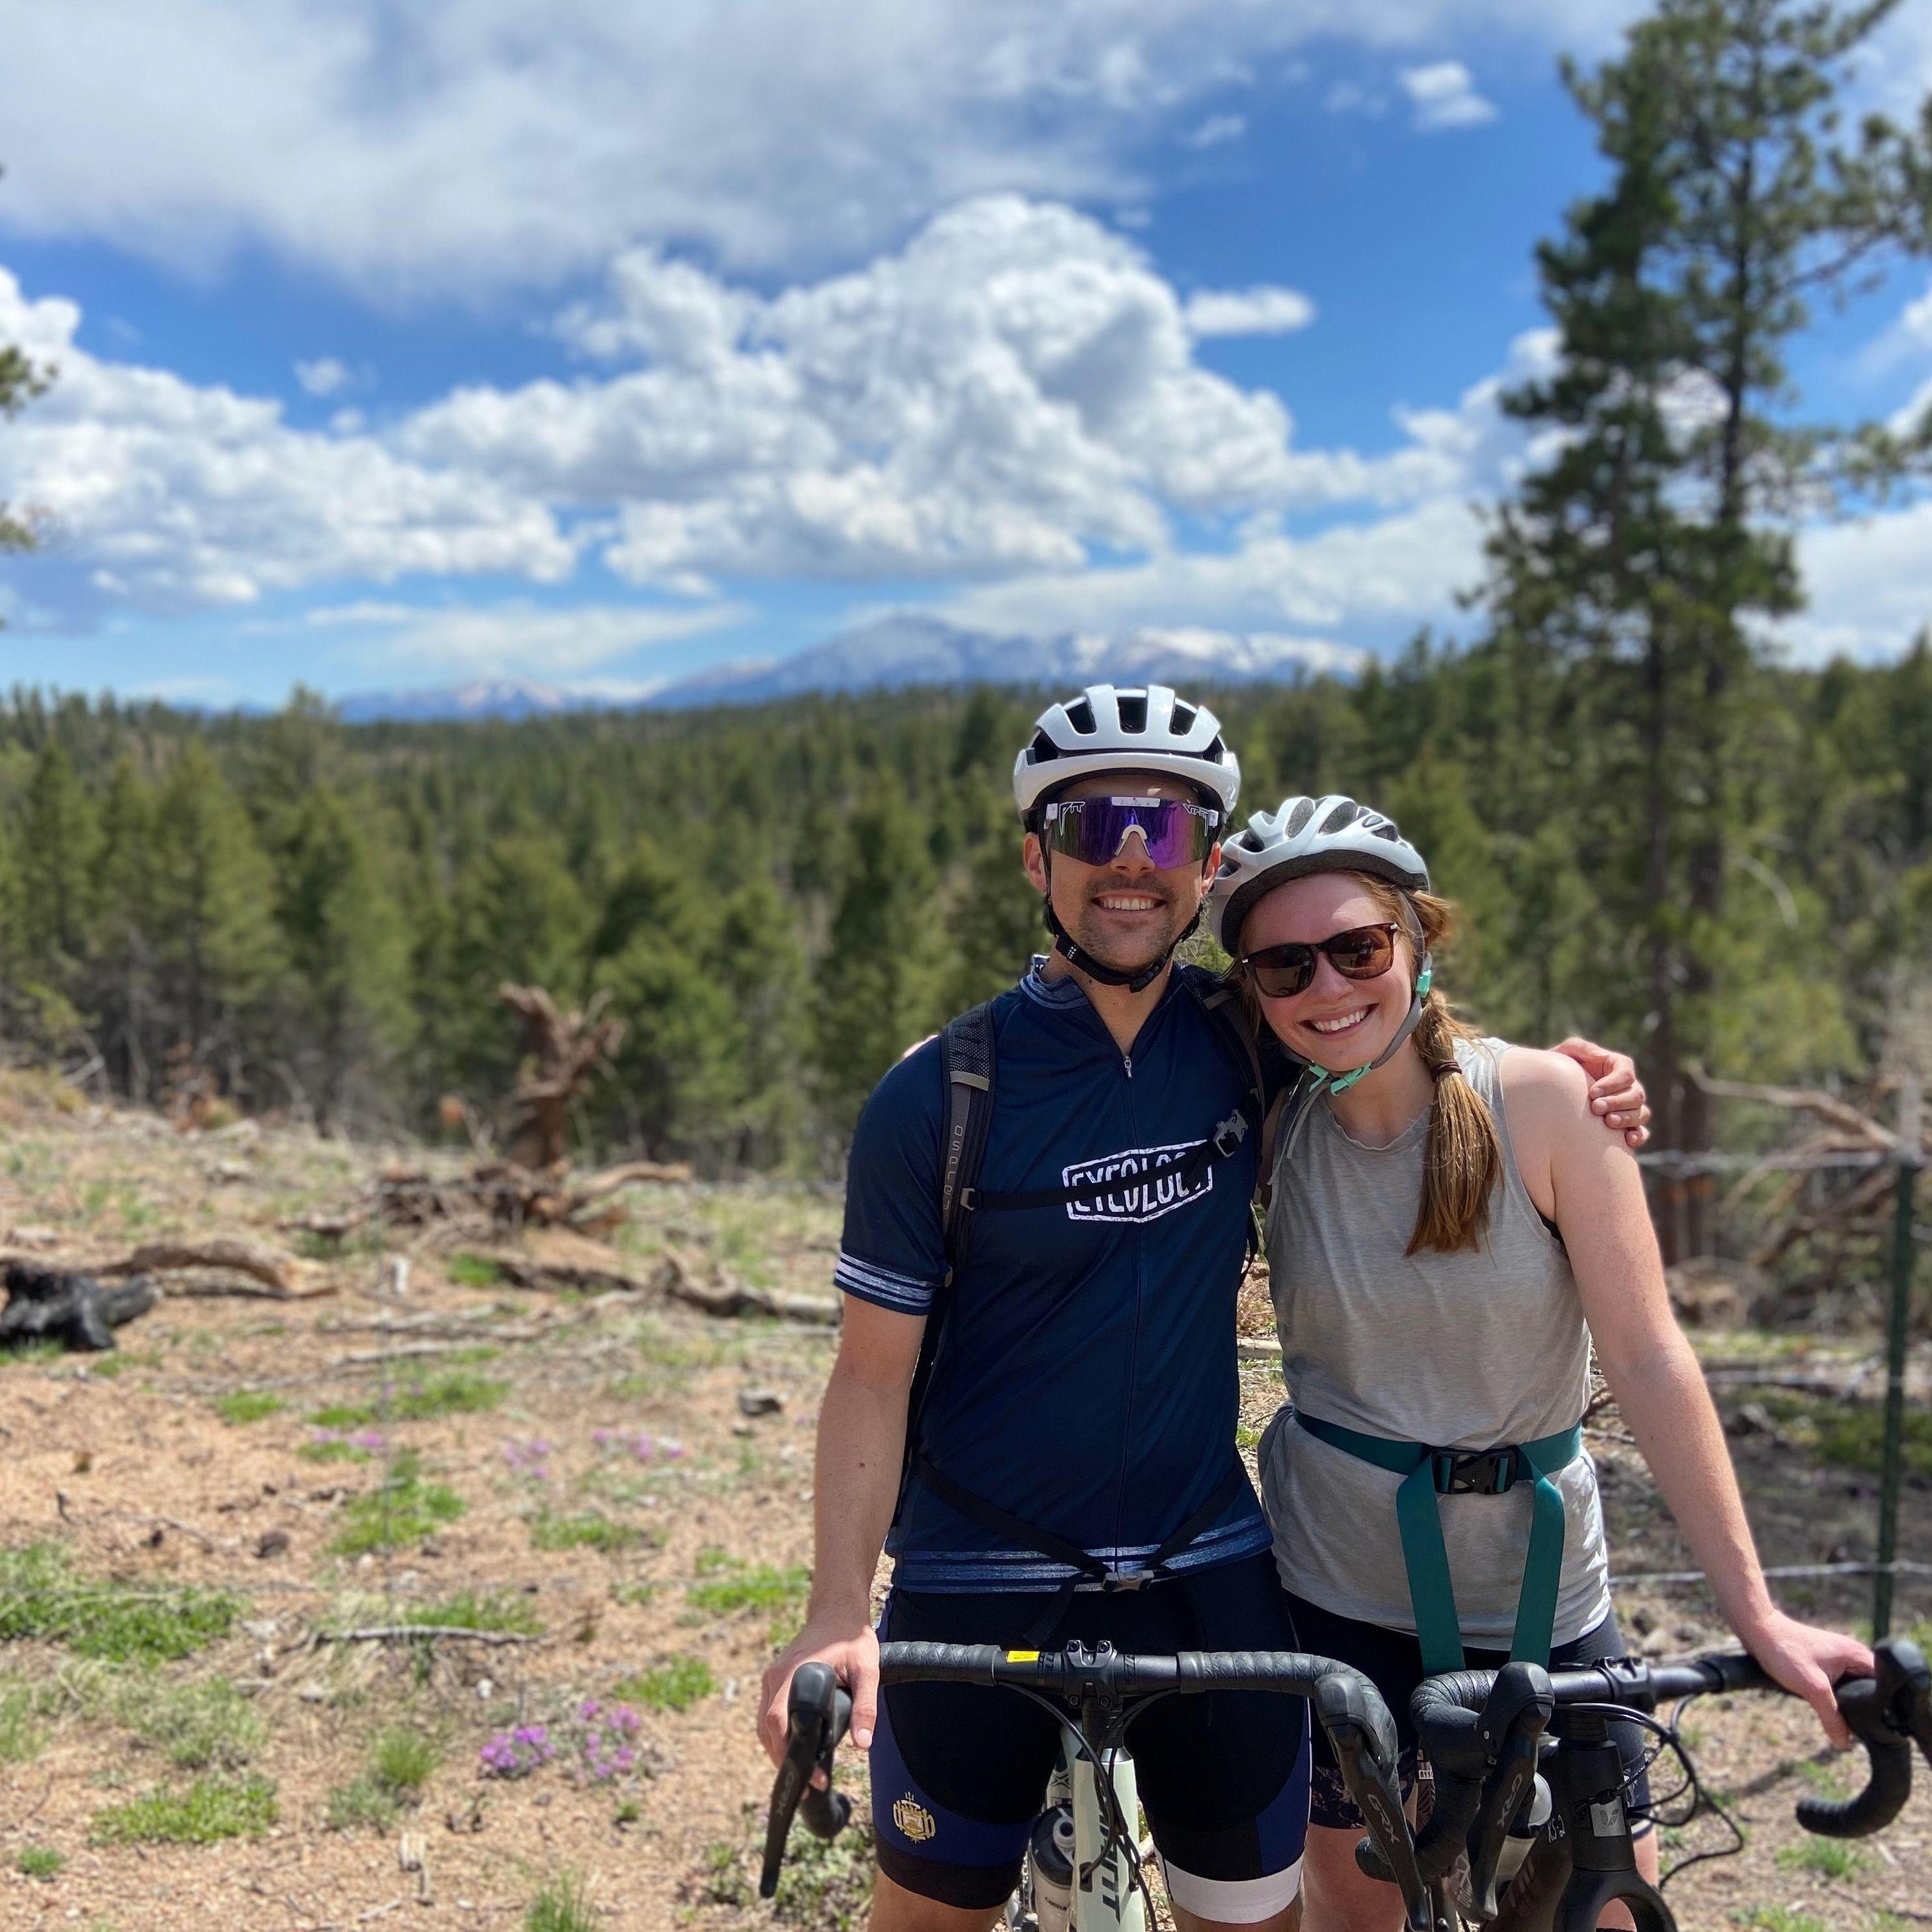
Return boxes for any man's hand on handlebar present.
[758,1617,880,1784]
[1738,1609,1873,1751]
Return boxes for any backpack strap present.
[897,1001,996,1498]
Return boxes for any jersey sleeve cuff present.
[834,1251,940,1314]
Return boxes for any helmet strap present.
[1312,956,1433,1096]
[1041,890,1200,996]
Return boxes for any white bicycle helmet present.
[1012,684,1240,825]
[1208,794,1428,957]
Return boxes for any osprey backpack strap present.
[897,1001,996,1494]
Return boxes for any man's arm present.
[758,1299,923,1769]
[1550,1036,1652,1148]
[1510,1052,1870,1745]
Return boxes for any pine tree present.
[274,786,413,1130]
[14,743,98,1042]
[1483,0,1932,1251]
[148,743,283,1091]
[812,787,944,1142]
[89,760,159,1099]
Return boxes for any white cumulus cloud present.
[1185,286,1316,337]
[294,356,352,397]
[332,598,751,676]
[403,197,1312,585]
[1399,61,1498,131]
[0,268,573,618]
[0,1,1647,294]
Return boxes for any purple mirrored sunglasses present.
[1040,797,1221,869]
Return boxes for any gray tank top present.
[1258,1035,1611,1646]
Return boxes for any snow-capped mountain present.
[334,679,581,724]
[329,618,1364,721]
[642,616,1362,708]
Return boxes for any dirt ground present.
[0,1081,1925,1932]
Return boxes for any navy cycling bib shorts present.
[837,962,1312,1915]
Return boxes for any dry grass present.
[0,1101,1922,1929]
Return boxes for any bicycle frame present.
[1013,1728,1147,1931]
[765,1641,1430,1931]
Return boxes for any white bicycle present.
[762,1639,1430,1931]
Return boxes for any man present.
[760,685,1648,1932]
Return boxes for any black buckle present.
[1433,1448,1517,1497]
[1100,1569,1156,1594]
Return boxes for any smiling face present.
[1240,870,1415,1068]
[1022,769,1219,979]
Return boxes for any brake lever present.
[1317,1671,1429,1932]
[1878,1637,1931,1769]
[1465,1664,1553,1918]
[760,1662,854,1897]
[1793,1639,1927,1841]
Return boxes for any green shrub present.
[212,1390,283,1425]
[616,1655,714,1714]
[0,1544,239,1661]
[329,1453,465,1557]
[325,1774,396,1833]
[1776,1838,1864,1880]
[396,1591,541,1636]
[686,1548,810,1640]
[528,1511,641,1555]
[16,1846,63,1878]
[90,1774,278,1846]
[372,1726,440,1795]
[447,1253,507,1288]
[116,1674,265,1769]
[526,1870,597,1932]
[0,1678,49,1762]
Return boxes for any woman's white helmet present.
[1208,794,1429,956]
[1012,684,1240,825]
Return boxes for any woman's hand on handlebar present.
[1739,1609,1874,1750]
[759,1619,880,1784]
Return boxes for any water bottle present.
[1028,1805,1076,1932]
[1495,1773,1553,1888]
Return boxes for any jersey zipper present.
[1110,1027,1145,1575]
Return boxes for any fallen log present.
[1,1264,156,1352]
[105,1237,297,1293]
[657,1255,838,1327]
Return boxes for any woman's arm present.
[1503,1049,1872,1745]
[757,1299,923,1771]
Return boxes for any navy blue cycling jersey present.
[836,957,1272,1592]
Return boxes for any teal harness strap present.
[1294,1411,1583,1673]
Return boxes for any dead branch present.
[658,1258,839,1327]
[106,1238,297,1292]
[498,983,625,1170]
[1691,1072,1899,1150]
[568,1159,695,1204]
[310,1625,541,1648]
[1749,1162,1898,1268]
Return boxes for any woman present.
[1204,795,1870,1932]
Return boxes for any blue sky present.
[1,1,1930,708]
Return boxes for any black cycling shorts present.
[1284,1593,1654,1837]
[871,1549,1312,1916]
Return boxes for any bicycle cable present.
[976,1677,1167,1931]
[1561,1695,1746,1892]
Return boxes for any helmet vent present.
[1171,700,1197,734]
[1371,821,1399,842]
[1028,728,1062,765]
[1065,698,1097,735]
[1285,798,1316,838]
[1117,692,1148,734]
[1319,800,1360,834]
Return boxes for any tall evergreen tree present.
[812,787,944,1141]
[148,744,282,1092]
[1483,0,1932,1251]
[274,786,413,1130]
